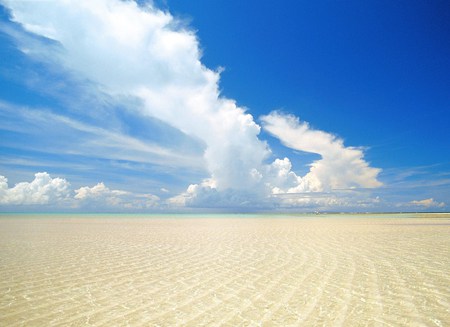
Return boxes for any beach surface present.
[0,213,449,326]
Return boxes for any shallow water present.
[0,213,449,326]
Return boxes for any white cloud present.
[2,0,384,210]
[271,191,381,211]
[3,0,270,194]
[261,112,382,192]
[0,172,159,209]
[74,182,159,208]
[74,182,128,200]
[0,172,71,205]
[265,157,303,194]
[410,198,445,208]
[167,179,268,209]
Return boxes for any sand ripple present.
[0,214,449,326]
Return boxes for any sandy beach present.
[0,213,449,326]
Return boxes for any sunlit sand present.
[1,213,449,326]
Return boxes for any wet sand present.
[0,213,449,326]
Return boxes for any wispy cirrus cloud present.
[0,101,205,170]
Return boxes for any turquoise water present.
[1,212,448,219]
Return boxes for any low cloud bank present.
[0,173,70,205]
[75,182,159,209]
[1,173,447,211]
[0,173,159,210]
[410,198,445,208]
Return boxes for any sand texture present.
[0,214,449,326]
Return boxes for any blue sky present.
[0,0,449,212]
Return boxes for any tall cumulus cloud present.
[2,0,269,193]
